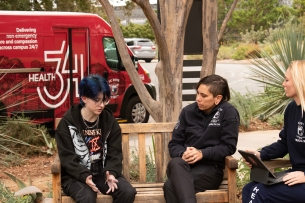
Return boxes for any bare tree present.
[97,0,238,123]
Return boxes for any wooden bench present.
[51,120,239,203]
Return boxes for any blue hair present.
[79,74,111,106]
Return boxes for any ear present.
[81,96,88,104]
[214,95,223,105]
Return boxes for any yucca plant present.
[2,172,53,203]
[248,22,305,118]
[0,63,56,166]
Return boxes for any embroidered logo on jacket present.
[174,120,180,129]
[209,108,222,126]
[295,121,305,143]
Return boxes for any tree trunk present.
[157,0,194,122]
[99,0,237,121]
[201,0,219,77]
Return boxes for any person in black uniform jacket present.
[55,75,136,203]
[163,74,240,203]
[242,60,305,203]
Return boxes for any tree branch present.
[218,0,238,42]
[132,0,173,88]
[97,0,161,118]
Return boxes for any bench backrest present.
[55,119,176,183]
[120,122,176,183]
[55,119,232,184]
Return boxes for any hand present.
[86,175,101,193]
[105,171,118,194]
[242,150,260,168]
[182,147,203,164]
[283,171,305,186]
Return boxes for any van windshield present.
[103,37,120,70]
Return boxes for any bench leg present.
[52,173,61,203]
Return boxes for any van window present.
[103,37,119,70]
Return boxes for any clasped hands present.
[182,147,203,164]
[243,150,305,186]
[86,171,118,194]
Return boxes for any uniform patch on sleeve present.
[209,108,222,126]
[174,120,180,129]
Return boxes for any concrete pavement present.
[233,130,281,159]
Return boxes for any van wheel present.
[145,59,151,63]
[126,96,149,123]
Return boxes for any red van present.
[0,11,156,130]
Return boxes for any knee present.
[242,182,261,203]
[163,179,171,192]
[121,184,137,198]
[168,157,186,168]
[77,191,96,203]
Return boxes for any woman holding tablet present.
[242,60,305,203]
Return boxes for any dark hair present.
[196,74,230,101]
[79,74,110,106]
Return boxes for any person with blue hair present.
[55,74,136,203]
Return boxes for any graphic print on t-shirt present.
[83,128,103,162]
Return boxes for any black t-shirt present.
[79,114,103,163]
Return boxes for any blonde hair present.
[289,60,305,113]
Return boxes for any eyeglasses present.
[90,97,110,106]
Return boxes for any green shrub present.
[236,158,251,197]
[129,149,156,182]
[260,44,273,56]
[240,25,268,44]
[1,154,26,167]
[268,113,284,128]
[0,181,32,203]
[229,90,260,130]
[232,43,261,60]
[0,115,55,157]
[217,46,233,60]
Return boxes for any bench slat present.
[62,190,230,203]
[119,123,176,133]
[139,133,146,183]
[122,133,130,181]
[154,132,163,182]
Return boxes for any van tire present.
[145,59,151,63]
[126,96,149,123]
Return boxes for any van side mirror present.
[134,56,138,72]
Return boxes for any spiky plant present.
[248,23,305,118]
[0,62,56,166]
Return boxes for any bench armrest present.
[225,155,238,169]
[51,153,61,174]
[51,153,61,203]
[224,155,238,203]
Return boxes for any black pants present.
[62,175,136,203]
[163,157,223,203]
